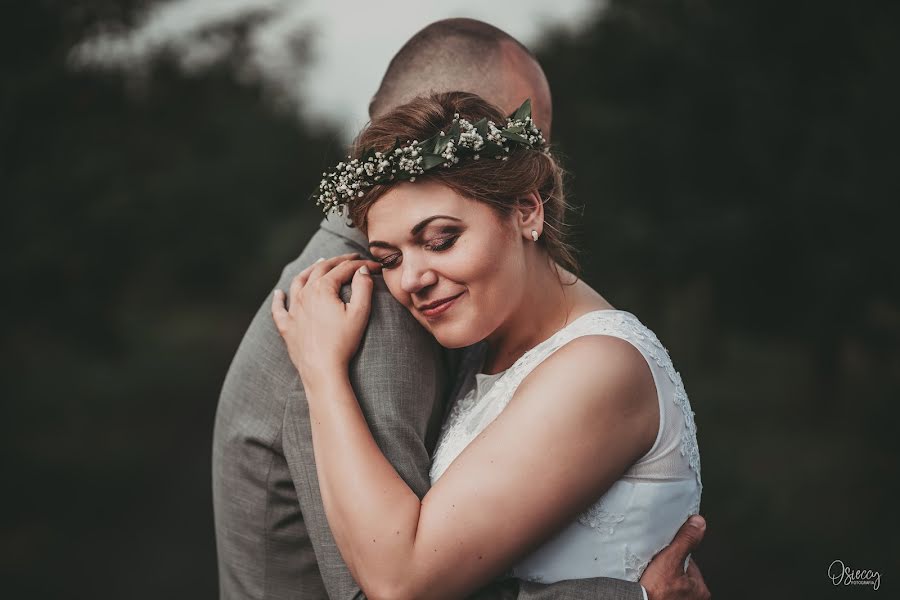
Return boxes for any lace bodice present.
[430,310,702,582]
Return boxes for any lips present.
[417,291,464,318]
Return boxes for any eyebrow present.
[368,215,463,249]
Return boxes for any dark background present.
[3,1,898,598]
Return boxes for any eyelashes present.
[377,253,402,269]
[425,235,458,252]
[376,234,459,269]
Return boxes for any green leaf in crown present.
[511,98,533,122]
[314,99,548,216]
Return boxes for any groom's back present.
[212,227,357,598]
[212,220,449,598]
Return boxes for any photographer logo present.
[828,559,881,591]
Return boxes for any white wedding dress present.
[430,310,702,582]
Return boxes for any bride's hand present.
[271,253,383,388]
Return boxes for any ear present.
[516,191,544,240]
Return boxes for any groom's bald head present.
[370,18,553,139]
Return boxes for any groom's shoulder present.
[276,226,366,288]
[220,228,364,392]
[244,227,421,360]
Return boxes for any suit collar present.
[319,213,368,250]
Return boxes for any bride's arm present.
[273,259,658,600]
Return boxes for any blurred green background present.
[3,1,898,598]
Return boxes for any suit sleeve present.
[515,577,645,600]
[344,278,449,497]
[282,276,447,598]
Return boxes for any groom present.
[213,18,709,600]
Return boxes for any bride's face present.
[366,180,527,348]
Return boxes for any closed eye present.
[375,233,460,270]
[425,235,459,252]
[375,251,402,269]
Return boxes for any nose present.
[399,254,438,294]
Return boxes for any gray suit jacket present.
[212,216,642,600]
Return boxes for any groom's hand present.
[640,515,711,600]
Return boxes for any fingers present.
[686,557,702,579]
[304,253,360,287]
[271,289,289,334]
[666,515,706,568]
[348,264,375,321]
[285,255,380,316]
[290,253,360,306]
[686,558,712,599]
[320,258,382,292]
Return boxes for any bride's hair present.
[347,91,578,276]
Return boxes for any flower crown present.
[314,99,547,216]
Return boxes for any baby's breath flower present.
[313,99,547,215]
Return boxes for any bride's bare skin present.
[365,181,616,374]
[272,181,660,599]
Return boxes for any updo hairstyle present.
[347,92,578,275]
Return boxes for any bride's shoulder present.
[520,331,655,414]
[542,331,648,380]
[510,332,658,453]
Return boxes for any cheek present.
[467,229,522,285]
[446,237,502,287]
[381,271,410,306]
[455,233,525,315]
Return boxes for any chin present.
[432,332,473,349]
[424,317,487,349]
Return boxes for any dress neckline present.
[477,309,636,377]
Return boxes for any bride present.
[271,92,701,599]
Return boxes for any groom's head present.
[369,18,553,140]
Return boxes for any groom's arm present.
[519,578,645,600]
[470,517,712,600]
[468,578,644,600]
[505,517,712,600]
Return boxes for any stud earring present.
[531,229,539,242]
